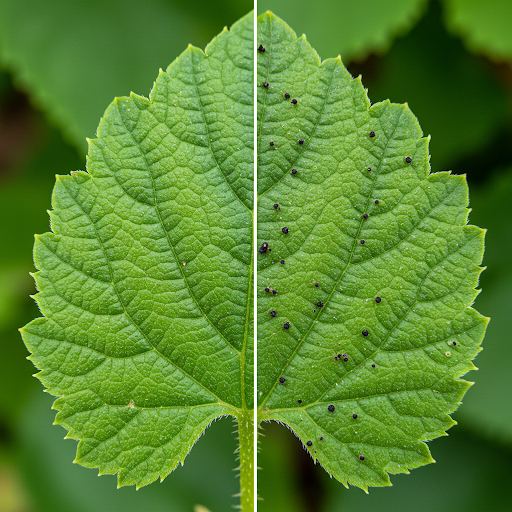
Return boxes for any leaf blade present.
[257,12,487,490]
[21,12,254,488]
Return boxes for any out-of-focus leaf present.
[0,0,252,151]
[257,12,486,491]
[442,0,512,62]
[258,0,427,61]
[355,0,509,174]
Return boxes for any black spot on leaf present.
[273,203,280,210]
[272,289,277,295]
[262,82,269,88]
[375,200,379,205]
[280,259,285,264]
[360,240,365,244]
[405,156,412,163]
[298,139,304,145]
[359,455,365,461]
[317,301,324,308]
[328,405,335,412]
[259,242,269,254]
[283,322,290,329]
[375,297,382,303]
[291,168,297,175]
[352,413,358,419]
[270,310,276,317]
[270,141,274,146]
[282,227,289,234]
[362,330,369,336]
[298,399,302,403]
[291,99,297,105]
[367,167,371,172]
[279,377,286,384]
[258,44,265,52]
[307,441,312,447]
[363,214,369,219]
[284,92,290,99]
[369,131,375,138]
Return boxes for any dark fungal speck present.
[369,131,375,138]
[258,44,265,52]
[264,287,270,293]
[359,455,365,461]
[343,354,348,361]
[315,282,319,287]
[291,98,297,105]
[280,259,285,264]
[317,301,324,308]
[367,167,371,172]
[284,92,290,99]
[451,341,457,346]
[363,213,369,219]
[352,413,358,419]
[291,168,297,175]
[307,441,312,447]
[282,227,289,234]
[405,156,412,163]
[259,242,268,254]
[298,139,304,145]
[279,377,286,384]
[334,355,338,361]
[375,200,379,205]
[273,203,280,210]
[328,405,335,412]
[272,289,277,296]
[313,310,316,313]
[270,310,276,317]
[283,322,290,329]
[360,239,365,244]
[371,363,376,368]
[298,399,302,404]
[269,141,274,147]
[262,82,269,88]
[362,329,369,336]
[375,296,382,303]
[319,437,323,441]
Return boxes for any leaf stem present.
[237,409,254,512]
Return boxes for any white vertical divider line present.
[253,4,258,512]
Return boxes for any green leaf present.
[257,0,427,61]
[20,12,253,490]
[257,12,487,491]
[442,0,512,62]
[0,0,252,150]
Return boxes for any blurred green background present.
[0,0,511,511]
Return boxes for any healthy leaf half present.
[20,13,253,490]
[256,12,487,491]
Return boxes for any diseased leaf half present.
[256,12,487,490]
[20,13,253,488]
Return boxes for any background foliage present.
[0,0,510,510]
